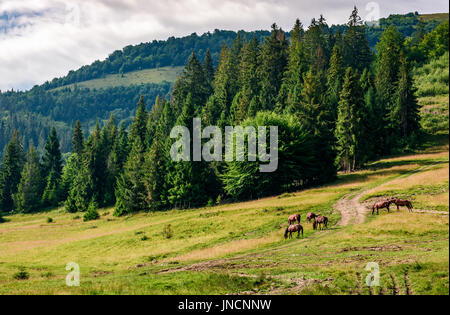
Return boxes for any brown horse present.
[372,200,391,215]
[313,216,328,230]
[390,198,413,212]
[288,214,301,225]
[284,224,304,239]
[306,212,317,222]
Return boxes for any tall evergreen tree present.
[391,54,421,140]
[374,26,404,148]
[335,68,366,172]
[129,96,149,148]
[72,120,84,155]
[13,145,43,213]
[0,131,25,211]
[259,24,289,110]
[277,19,307,112]
[326,44,345,121]
[42,127,63,179]
[114,136,147,216]
[343,6,372,71]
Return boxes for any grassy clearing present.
[0,143,447,294]
[52,67,183,91]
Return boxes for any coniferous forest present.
[0,7,448,218]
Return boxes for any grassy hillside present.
[0,141,447,294]
[419,13,449,22]
[414,52,449,135]
[52,67,183,91]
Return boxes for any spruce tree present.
[391,54,421,140]
[326,44,345,122]
[13,145,43,213]
[335,68,365,172]
[0,131,25,211]
[277,19,307,112]
[114,137,147,216]
[259,24,289,110]
[129,96,149,148]
[203,49,215,94]
[72,120,84,155]
[343,6,372,71]
[42,127,63,178]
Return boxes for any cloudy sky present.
[0,0,448,91]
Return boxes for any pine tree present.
[277,19,307,112]
[129,96,149,148]
[13,145,43,213]
[326,44,345,122]
[172,52,209,117]
[391,54,421,140]
[203,49,215,93]
[42,127,63,178]
[65,160,94,213]
[343,6,372,71]
[335,68,365,172]
[0,131,25,211]
[143,130,167,210]
[72,120,84,155]
[114,137,148,216]
[374,26,404,148]
[298,70,336,182]
[259,24,289,110]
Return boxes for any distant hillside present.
[52,67,183,91]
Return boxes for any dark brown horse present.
[306,212,317,222]
[284,224,303,239]
[372,200,391,215]
[288,214,301,225]
[313,216,328,230]
[390,198,413,212]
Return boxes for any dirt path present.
[334,169,448,226]
[335,190,370,226]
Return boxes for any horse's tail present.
[324,217,328,228]
[301,226,304,237]
[284,227,289,238]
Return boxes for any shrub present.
[83,200,100,222]
[46,217,53,223]
[163,224,173,239]
[13,267,29,280]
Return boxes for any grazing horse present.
[390,198,413,212]
[288,214,301,225]
[284,224,303,239]
[306,212,317,222]
[372,200,391,215]
[313,216,328,230]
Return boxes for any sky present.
[0,0,448,91]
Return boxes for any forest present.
[0,7,448,220]
[0,11,446,155]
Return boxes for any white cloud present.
[0,0,448,91]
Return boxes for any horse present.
[306,212,317,222]
[390,198,413,212]
[371,200,391,215]
[288,214,301,225]
[284,224,303,239]
[313,216,328,230]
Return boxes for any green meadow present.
[0,145,448,294]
